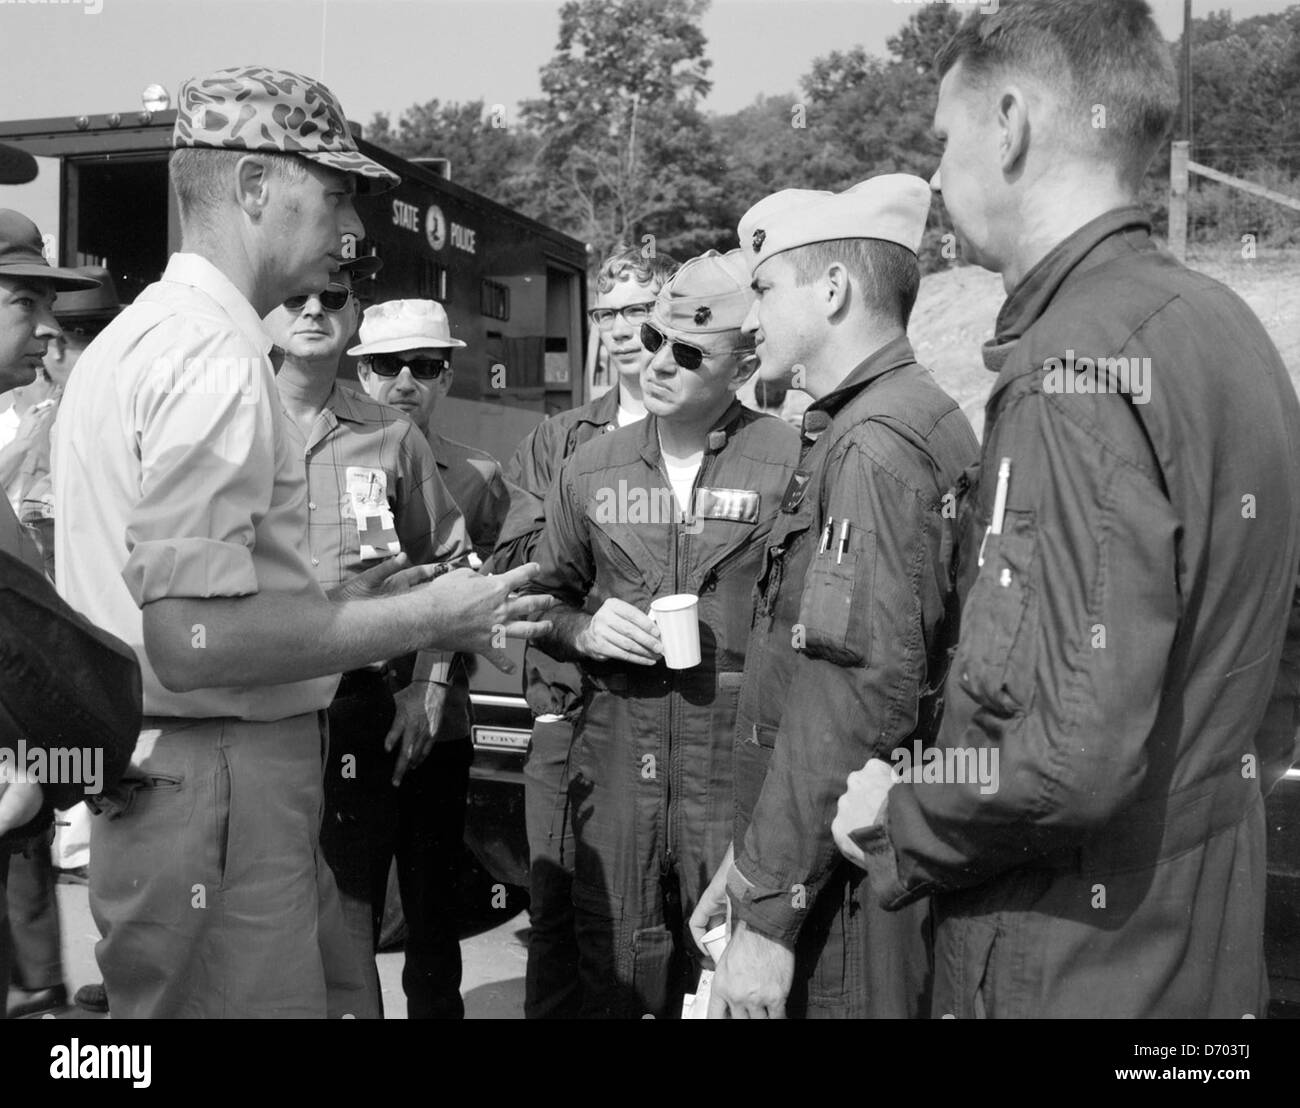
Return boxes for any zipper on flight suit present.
[661,444,714,869]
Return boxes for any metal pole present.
[1170,140,1190,262]
[1182,0,1193,141]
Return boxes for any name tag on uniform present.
[346,466,402,560]
[693,486,760,524]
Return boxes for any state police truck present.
[0,106,590,896]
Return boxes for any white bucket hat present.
[347,299,467,355]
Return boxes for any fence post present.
[1169,140,1190,262]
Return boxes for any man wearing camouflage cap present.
[53,66,553,1019]
[696,176,978,1018]
[528,249,799,1018]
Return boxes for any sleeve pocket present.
[955,531,1037,715]
[796,533,875,667]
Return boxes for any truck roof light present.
[141,85,170,113]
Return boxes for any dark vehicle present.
[0,105,590,894]
[1267,768,1300,1017]
[3,107,1296,1010]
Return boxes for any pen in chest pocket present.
[818,516,834,556]
[836,518,850,565]
[978,457,1012,569]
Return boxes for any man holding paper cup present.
[529,249,800,1018]
[699,176,978,1018]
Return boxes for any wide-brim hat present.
[0,211,102,291]
[0,142,37,185]
[52,266,124,323]
[337,254,382,281]
[174,65,399,194]
[347,299,466,356]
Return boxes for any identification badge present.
[693,486,760,523]
[778,469,812,514]
[346,466,401,560]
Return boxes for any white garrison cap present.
[737,174,932,274]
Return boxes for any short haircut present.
[170,147,310,226]
[594,243,680,296]
[785,239,921,329]
[935,0,1179,188]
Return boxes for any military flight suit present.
[728,336,978,1017]
[532,400,799,1018]
[858,207,1300,1017]
[491,384,622,1019]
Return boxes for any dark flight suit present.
[532,401,800,1018]
[859,207,1300,1017]
[492,385,621,1019]
[729,336,978,1017]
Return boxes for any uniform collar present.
[326,382,370,425]
[161,253,276,359]
[808,334,918,423]
[982,206,1152,376]
[637,397,748,468]
[584,384,622,429]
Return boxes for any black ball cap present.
[0,142,37,185]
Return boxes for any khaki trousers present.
[89,713,371,1018]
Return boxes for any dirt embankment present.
[910,247,1300,441]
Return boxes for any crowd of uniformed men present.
[1,0,1298,1020]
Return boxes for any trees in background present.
[366,2,1300,272]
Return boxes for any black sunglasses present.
[284,284,352,312]
[640,322,750,372]
[367,353,450,380]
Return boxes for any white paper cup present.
[649,593,701,669]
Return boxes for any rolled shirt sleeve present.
[121,326,274,606]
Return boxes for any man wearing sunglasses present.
[491,243,678,1019]
[699,176,979,1019]
[353,300,508,563]
[349,298,509,1017]
[528,249,800,1018]
[267,261,475,1018]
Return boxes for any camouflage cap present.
[650,249,754,338]
[174,65,399,194]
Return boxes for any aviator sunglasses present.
[367,353,450,380]
[283,284,352,312]
[640,322,751,372]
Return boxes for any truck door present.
[61,153,175,300]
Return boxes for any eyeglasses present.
[588,301,656,330]
[367,353,450,380]
[640,322,751,372]
[284,284,352,312]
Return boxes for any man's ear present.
[997,84,1031,175]
[436,365,454,398]
[356,362,374,393]
[823,262,850,319]
[728,351,760,391]
[235,154,273,218]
